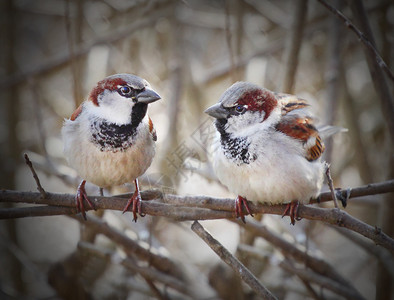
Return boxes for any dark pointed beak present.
[204,103,228,119]
[136,89,161,104]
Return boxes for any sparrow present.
[62,73,161,221]
[205,82,328,224]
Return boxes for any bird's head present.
[87,73,161,125]
[205,82,280,137]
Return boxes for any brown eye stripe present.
[89,78,128,106]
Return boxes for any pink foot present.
[75,180,96,220]
[122,179,145,222]
[235,195,254,223]
[282,200,301,225]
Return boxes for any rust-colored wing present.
[275,96,325,161]
[148,117,157,141]
[70,104,83,121]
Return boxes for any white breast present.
[62,114,155,188]
[212,130,324,205]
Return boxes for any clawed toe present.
[235,196,253,223]
[75,180,96,220]
[122,178,144,222]
[282,200,301,225]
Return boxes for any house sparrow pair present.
[63,74,328,224]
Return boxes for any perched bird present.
[205,82,329,224]
[62,73,161,221]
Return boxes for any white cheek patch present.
[90,92,135,124]
[226,111,264,135]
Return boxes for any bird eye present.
[235,105,246,114]
[118,86,132,96]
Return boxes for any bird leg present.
[235,195,254,223]
[282,200,302,225]
[75,180,96,220]
[122,178,145,222]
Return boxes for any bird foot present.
[122,179,145,222]
[235,195,254,223]
[75,180,96,220]
[282,200,302,225]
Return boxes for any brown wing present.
[275,93,310,115]
[275,95,325,161]
[148,117,157,141]
[70,104,83,121]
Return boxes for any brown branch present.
[332,226,394,277]
[238,244,321,299]
[236,218,364,299]
[238,244,364,299]
[23,153,47,198]
[191,221,277,300]
[280,0,308,93]
[1,179,394,251]
[77,241,191,297]
[317,0,394,82]
[279,260,366,300]
[68,214,185,281]
[0,205,74,219]
[325,163,339,208]
[0,6,172,90]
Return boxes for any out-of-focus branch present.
[280,0,308,93]
[317,0,394,83]
[238,244,321,299]
[323,0,344,162]
[78,241,192,297]
[236,218,364,299]
[68,215,185,281]
[280,260,366,300]
[319,0,394,144]
[332,226,394,277]
[191,221,277,300]
[0,6,172,90]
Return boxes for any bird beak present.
[136,89,161,104]
[204,103,228,119]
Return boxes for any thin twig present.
[331,226,394,277]
[325,163,339,208]
[317,0,394,82]
[77,241,190,297]
[69,214,185,280]
[23,153,47,198]
[191,221,277,300]
[280,0,308,93]
[238,243,320,299]
[0,6,173,90]
[280,259,366,300]
[235,218,364,298]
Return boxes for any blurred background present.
[0,0,393,299]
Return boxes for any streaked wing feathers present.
[275,96,325,161]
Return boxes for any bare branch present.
[325,163,339,208]
[332,226,394,277]
[0,6,173,90]
[23,153,47,198]
[68,215,185,281]
[78,241,191,297]
[280,260,366,300]
[235,218,364,298]
[191,221,277,300]
[280,0,308,93]
[317,0,394,82]
[1,179,394,251]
